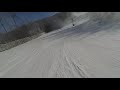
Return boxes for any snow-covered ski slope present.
[1,12,120,78]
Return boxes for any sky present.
[16,12,56,22]
[0,12,56,33]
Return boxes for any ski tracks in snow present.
[48,37,90,78]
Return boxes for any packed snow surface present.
[0,12,120,78]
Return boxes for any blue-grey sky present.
[0,12,56,33]
[16,12,56,21]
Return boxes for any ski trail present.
[0,48,38,77]
[62,40,90,78]
[1,12,120,78]
[48,37,90,78]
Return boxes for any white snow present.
[0,12,120,78]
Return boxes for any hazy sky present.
[16,12,56,21]
[0,12,56,33]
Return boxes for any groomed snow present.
[0,12,120,78]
